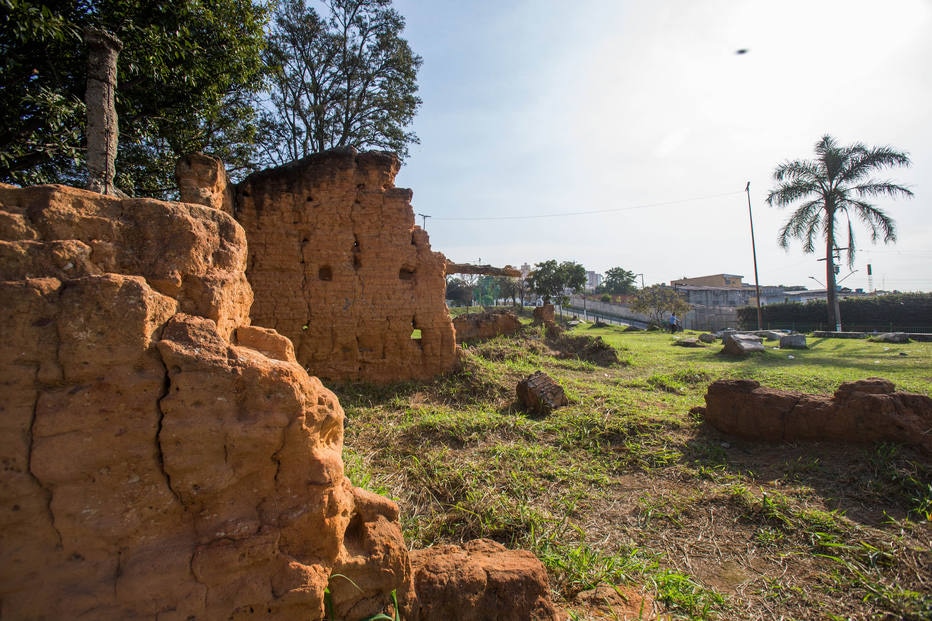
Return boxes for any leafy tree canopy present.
[630,285,690,328]
[474,275,500,307]
[494,276,520,306]
[256,0,421,166]
[560,261,587,293]
[528,260,586,303]
[445,277,474,306]
[597,266,637,295]
[1,0,270,195]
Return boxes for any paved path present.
[559,305,650,330]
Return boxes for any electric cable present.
[429,190,745,221]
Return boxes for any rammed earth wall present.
[0,183,414,620]
[234,148,457,383]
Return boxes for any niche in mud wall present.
[399,265,416,281]
[352,235,362,269]
[410,316,422,344]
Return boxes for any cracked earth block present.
[0,183,413,620]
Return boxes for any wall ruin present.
[700,377,932,453]
[0,183,413,619]
[232,148,457,383]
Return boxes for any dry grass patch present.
[337,324,932,620]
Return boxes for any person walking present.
[668,313,678,333]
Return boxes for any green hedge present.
[737,293,932,332]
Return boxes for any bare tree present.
[258,0,421,166]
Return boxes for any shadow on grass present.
[681,422,930,526]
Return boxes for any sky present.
[388,0,932,292]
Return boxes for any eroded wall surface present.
[234,148,457,383]
[0,184,412,620]
[702,378,932,453]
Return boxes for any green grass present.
[337,323,932,620]
[585,325,932,395]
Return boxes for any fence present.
[764,320,932,334]
[565,297,651,328]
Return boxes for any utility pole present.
[831,254,842,331]
[417,213,431,230]
[818,246,845,331]
[745,182,763,330]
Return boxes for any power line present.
[430,190,745,221]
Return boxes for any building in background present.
[671,274,744,288]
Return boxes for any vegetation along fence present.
[737,293,932,333]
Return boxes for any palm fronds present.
[766,134,912,328]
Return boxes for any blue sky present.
[390,0,932,291]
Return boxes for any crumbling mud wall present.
[0,184,413,620]
[700,378,932,453]
[452,309,522,342]
[234,148,457,383]
[176,151,235,216]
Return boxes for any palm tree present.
[766,135,913,331]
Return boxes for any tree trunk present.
[85,28,123,195]
[825,202,841,332]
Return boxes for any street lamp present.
[838,270,858,285]
[746,182,763,330]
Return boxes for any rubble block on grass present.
[721,333,765,356]
[532,304,555,324]
[410,539,565,621]
[755,330,786,341]
[779,334,808,349]
[868,332,912,344]
[516,371,568,414]
[674,337,705,347]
